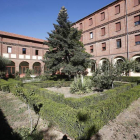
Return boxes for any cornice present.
[84,29,140,46]
[0,41,49,50]
[82,9,140,34]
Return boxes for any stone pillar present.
[15,61,19,73]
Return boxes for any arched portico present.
[6,61,15,75]
[19,61,29,76]
[33,62,41,74]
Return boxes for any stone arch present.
[99,58,109,66]
[6,61,15,75]
[33,62,41,74]
[19,61,29,75]
[91,59,96,72]
[113,56,125,65]
[130,54,140,76]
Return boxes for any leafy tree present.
[43,6,91,78]
[120,59,140,76]
[0,55,11,78]
[0,55,11,71]
[92,60,122,90]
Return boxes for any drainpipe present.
[125,0,129,60]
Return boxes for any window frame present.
[115,4,120,15]
[135,34,140,45]
[116,39,122,48]
[134,15,140,26]
[102,43,106,51]
[22,48,26,54]
[101,27,105,36]
[90,32,93,39]
[116,22,121,32]
[101,12,105,21]
[89,18,93,26]
[7,46,12,53]
[90,45,93,53]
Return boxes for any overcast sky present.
[0,0,115,40]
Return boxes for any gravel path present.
[46,87,99,98]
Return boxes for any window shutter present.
[134,0,139,6]
[89,18,93,25]
[134,15,140,22]
[115,5,120,14]
[101,28,105,35]
[116,22,121,31]
[102,43,106,47]
[80,23,83,30]
[135,35,140,42]
[101,12,105,20]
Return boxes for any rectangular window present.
[80,23,83,30]
[90,45,93,53]
[35,50,39,55]
[22,48,26,54]
[116,39,122,48]
[101,12,105,21]
[116,22,121,31]
[135,35,140,45]
[134,0,140,6]
[89,18,93,26]
[101,27,105,36]
[115,5,120,14]
[102,43,106,51]
[7,46,12,53]
[134,15,140,26]
[90,32,93,39]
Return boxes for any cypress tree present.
[43,6,91,78]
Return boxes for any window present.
[102,43,106,51]
[116,39,121,48]
[80,23,83,30]
[35,50,39,55]
[7,46,12,53]
[116,22,121,31]
[134,15,140,26]
[90,45,93,53]
[89,18,93,26]
[90,32,93,39]
[134,0,140,6]
[135,35,140,45]
[101,12,105,21]
[101,27,105,36]
[22,48,26,54]
[115,5,120,14]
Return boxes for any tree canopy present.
[43,6,91,76]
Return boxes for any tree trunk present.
[81,74,84,87]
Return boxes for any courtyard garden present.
[0,6,140,140]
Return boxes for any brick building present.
[0,31,48,77]
[73,0,140,76]
[1,0,140,77]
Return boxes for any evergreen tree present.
[43,6,91,78]
[0,55,10,72]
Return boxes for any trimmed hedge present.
[23,82,136,109]
[1,79,140,139]
[118,76,140,83]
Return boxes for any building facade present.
[1,0,140,77]
[73,0,140,76]
[0,31,48,77]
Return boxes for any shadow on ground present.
[0,109,22,140]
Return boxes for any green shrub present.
[1,79,140,139]
[70,75,92,94]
